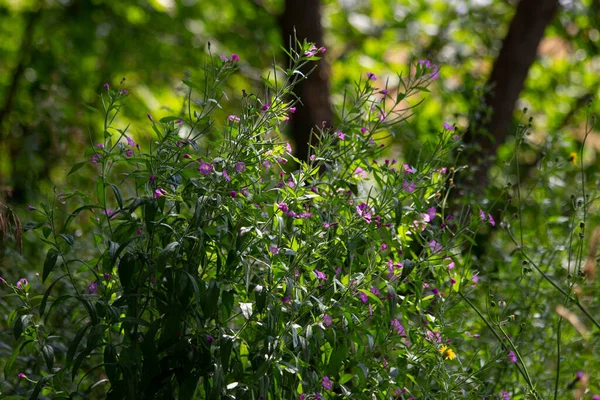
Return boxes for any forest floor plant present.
[0,40,598,400]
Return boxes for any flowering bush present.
[2,40,599,400]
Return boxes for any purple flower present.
[443,122,455,131]
[356,202,373,224]
[315,269,327,281]
[154,188,167,199]
[353,167,367,178]
[104,273,111,281]
[125,148,134,158]
[87,281,98,294]
[18,372,27,379]
[96,143,104,149]
[281,295,291,304]
[149,174,156,183]
[92,153,101,165]
[16,278,28,289]
[261,103,270,111]
[222,170,231,182]
[336,131,345,140]
[235,161,246,173]
[228,115,240,123]
[220,55,229,62]
[500,391,510,400]
[390,319,406,336]
[379,89,389,95]
[104,83,109,89]
[269,245,279,255]
[427,207,436,220]
[508,351,517,363]
[147,114,153,122]
[479,209,486,221]
[199,160,213,175]
[121,89,129,95]
[298,395,305,400]
[360,127,368,134]
[593,395,600,400]
[206,335,214,343]
[126,136,135,147]
[429,240,442,253]
[289,107,296,114]
[324,314,332,327]
[277,202,289,213]
[488,213,495,226]
[370,287,381,296]
[231,53,240,62]
[359,292,368,303]
[367,72,377,81]
[380,243,388,251]
[322,376,333,390]
[402,181,415,193]
[403,164,416,174]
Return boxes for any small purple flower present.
[315,269,327,281]
[149,174,156,183]
[500,391,510,400]
[443,122,455,131]
[126,136,135,147]
[231,53,240,62]
[228,115,240,123]
[593,395,600,400]
[402,181,415,193]
[390,319,406,336]
[0,277,6,284]
[230,190,237,198]
[154,188,167,199]
[235,161,246,173]
[324,314,332,327]
[403,164,416,174]
[277,202,289,213]
[261,103,270,111]
[125,148,134,157]
[353,167,367,178]
[360,127,368,134]
[104,83,109,89]
[87,281,98,294]
[380,243,388,251]
[16,278,28,289]
[427,207,436,220]
[508,351,517,363]
[281,295,291,304]
[206,335,214,343]
[298,395,305,400]
[370,287,381,296]
[488,213,496,226]
[147,114,153,122]
[222,170,231,182]
[28,205,35,211]
[429,240,442,253]
[18,372,27,379]
[379,89,389,95]
[322,376,333,391]
[121,89,129,95]
[359,292,368,303]
[220,55,229,62]
[336,131,345,140]
[199,160,213,175]
[104,273,111,281]
[96,143,104,148]
[92,153,101,165]
[269,245,279,255]
[289,107,296,114]
[366,72,377,81]
[479,209,486,222]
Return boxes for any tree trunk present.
[464,0,560,188]
[279,0,334,162]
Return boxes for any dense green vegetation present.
[1,1,600,399]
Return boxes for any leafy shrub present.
[1,40,599,400]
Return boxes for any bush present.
[2,40,598,400]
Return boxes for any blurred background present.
[0,0,598,206]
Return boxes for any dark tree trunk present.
[463,0,560,188]
[279,0,334,162]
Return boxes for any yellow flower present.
[439,345,456,360]
[569,152,578,166]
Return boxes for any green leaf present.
[40,275,67,320]
[42,249,58,282]
[67,323,91,366]
[108,183,124,210]
[29,374,55,400]
[96,179,106,208]
[68,161,87,176]
[4,338,33,376]
[42,344,55,371]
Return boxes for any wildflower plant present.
[5,40,587,400]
